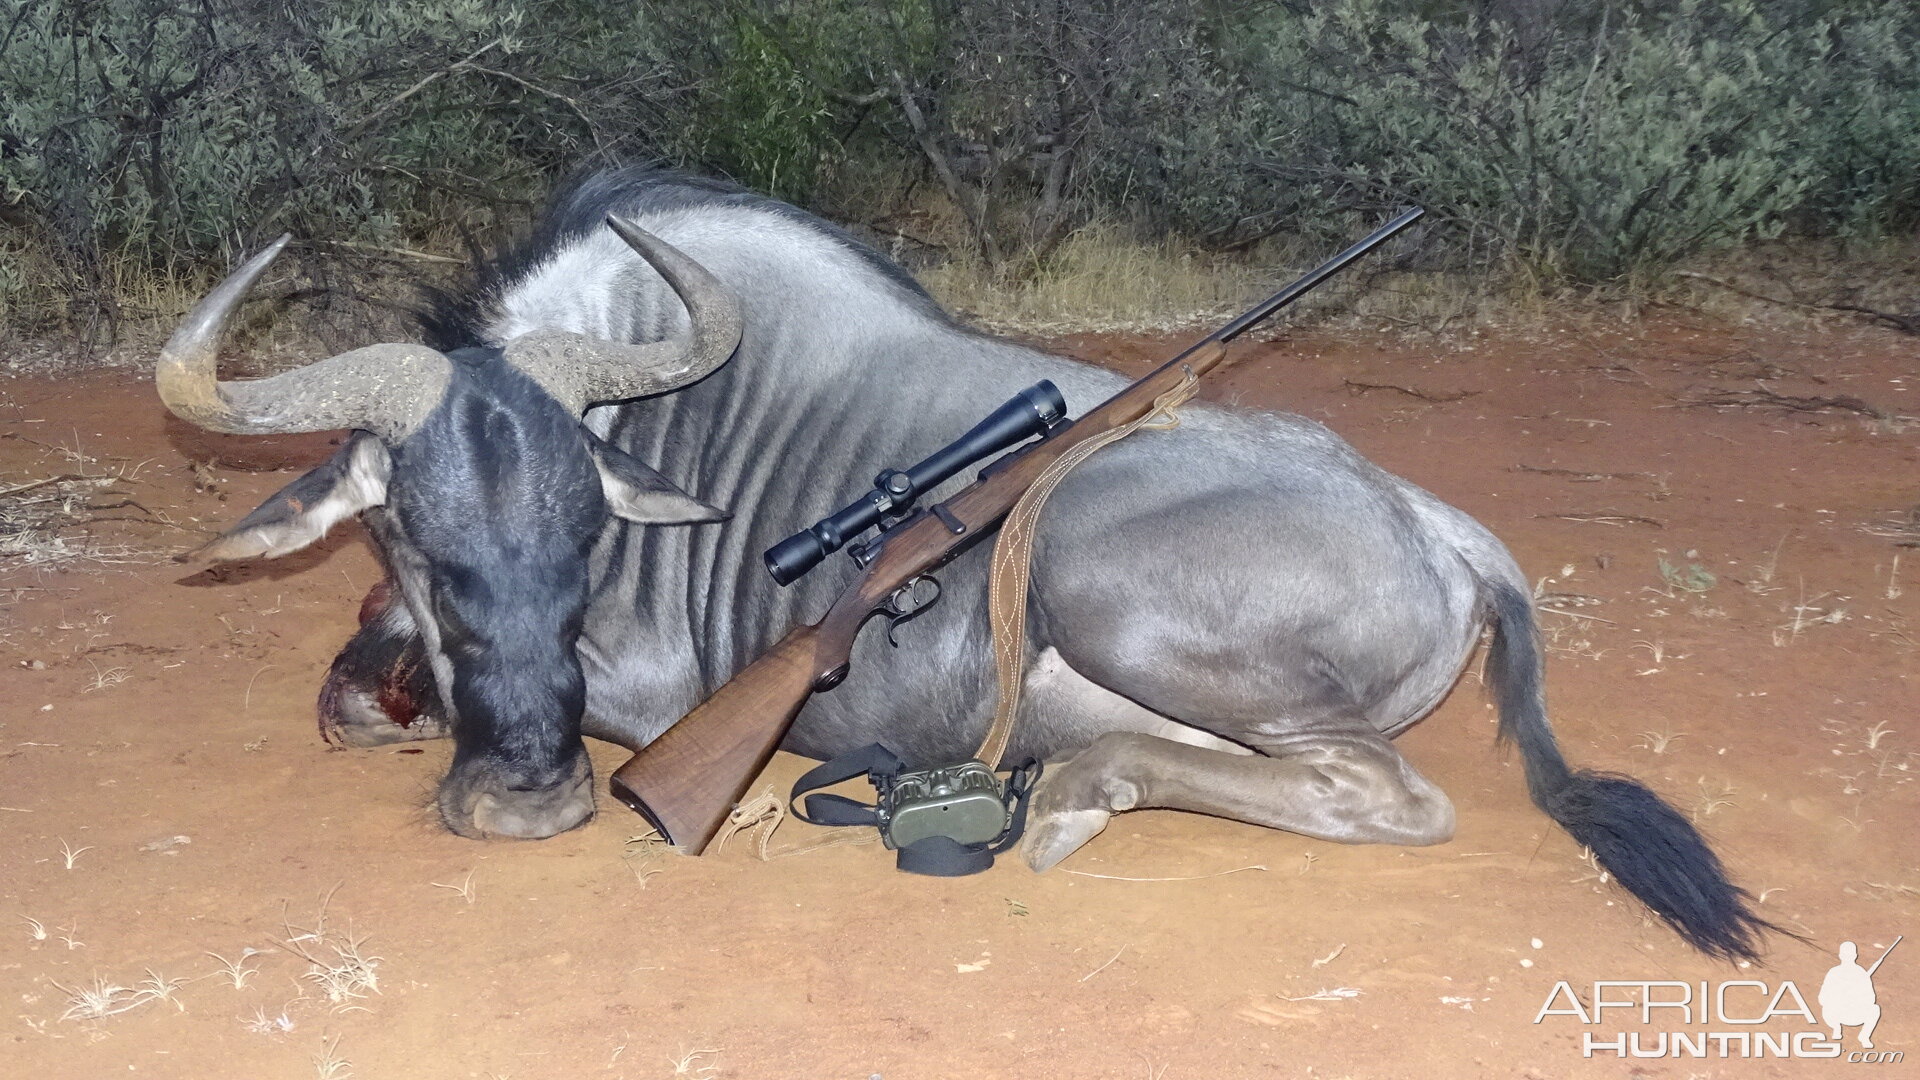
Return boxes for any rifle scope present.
[765,380,1066,586]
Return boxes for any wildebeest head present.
[156,218,742,840]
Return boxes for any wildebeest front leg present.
[1022,729,1455,871]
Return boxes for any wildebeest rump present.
[159,169,1778,961]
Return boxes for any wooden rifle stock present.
[609,565,898,852]
[608,625,824,851]
[608,207,1425,855]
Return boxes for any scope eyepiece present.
[764,492,886,586]
[764,380,1066,585]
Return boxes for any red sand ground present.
[2,315,1915,1079]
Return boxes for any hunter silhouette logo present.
[1533,934,1903,1063]
[1822,937,1898,1049]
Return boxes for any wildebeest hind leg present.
[316,580,448,747]
[1022,728,1454,871]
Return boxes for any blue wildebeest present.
[158,170,1775,960]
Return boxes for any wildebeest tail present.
[1483,578,1778,962]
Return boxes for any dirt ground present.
[2,315,1916,1080]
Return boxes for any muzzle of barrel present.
[764,380,1066,585]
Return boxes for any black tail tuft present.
[1484,579,1779,963]
[1546,771,1776,961]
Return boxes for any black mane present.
[421,167,937,351]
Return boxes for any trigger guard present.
[883,575,942,646]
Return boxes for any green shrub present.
[1252,0,1834,284]
[1792,10,1920,237]
[0,0,683,338]
[0,0,1915,341]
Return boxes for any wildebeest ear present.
[587,436,728,526]
[181,433,392,562]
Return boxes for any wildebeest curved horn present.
[500,216,744,411]
[156,234,452,441]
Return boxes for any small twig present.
[243,665,278,712]
[1680,387,1892,421]
[861,222,949,252]
[309,239,464,265]
[1283,987,1362,1002]
[1513,464,1653,483]
[430,870,476,905]
[344,39,502,139]
[1675,270,1822,311]
[1677,271,1919,334]
[1342,379,1480,403]
[1079,945,1126,982]
[1060,864,1268,883]
[1535,511,1665,528]
[1538,608,1616,624]
[0,473,100,498]
[1825,300,1920,335]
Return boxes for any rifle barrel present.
[1180,205,1424,359]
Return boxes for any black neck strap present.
[787,743,1041,876]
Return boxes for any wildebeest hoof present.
[1021,808,1111,872]
[441,757,595,840]
[320,688,450,748]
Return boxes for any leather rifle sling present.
[974,367,1202,768]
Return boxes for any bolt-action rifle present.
[609,206,1425,853]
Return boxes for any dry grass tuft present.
[134,969,189,1011]
[623,830,670,888]
[1692,779,1738,821]
[1632,724,1686,754]
[668,1046,721,1077]
[922,223,1267,335]
[313,1034,352,1079]
[277,890,382,1006]
[54,969,186,1021]
[0,439,164,569]
[57,838,93,870]
[1570,846,1612,889]
[81,658,131,693]
[0,474,145,567]
[1771,581,1850,646]
[54,975,143,1022]
[206,948,263,989]
[242,1005,296,1034]
[429,869,477,905]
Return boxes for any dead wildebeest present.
[159,169,1777,961]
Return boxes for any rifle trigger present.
[883,575,942,647]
